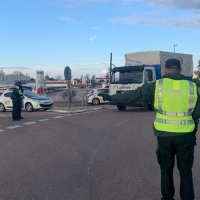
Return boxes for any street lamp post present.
[101,63,110,83]
[174,44,177,53]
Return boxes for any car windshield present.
[88,89,94,94]
[97,89,108,94]
[23,91,40,98]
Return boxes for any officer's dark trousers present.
[156,133,195,200]
[12,101,20,120]
[19,100,22,118]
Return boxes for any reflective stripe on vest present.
[154,118,194,125]
[154,78,198,133]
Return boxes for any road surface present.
[0,107,199,199]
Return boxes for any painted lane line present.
[116,119,130,127]
[0,114,12,117]
[7,125,22,129]
[38,119,50,122]
[0,129,5,132]
[52,116,65,119]
[23,122,36,125]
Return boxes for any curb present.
[48,107,104,114]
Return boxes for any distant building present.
[0,75,31,87]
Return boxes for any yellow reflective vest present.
[154,78,198,133]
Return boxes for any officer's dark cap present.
[165,58,181,69]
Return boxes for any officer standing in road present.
[99,58,200,200]
[11,83,21,121]
[17,82,24,119]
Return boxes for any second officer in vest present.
[99,58,200,200]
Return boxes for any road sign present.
[64,66,71,80]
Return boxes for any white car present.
[0,91,53,112]
[87,88,109,105]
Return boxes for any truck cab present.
[110,65,157,111]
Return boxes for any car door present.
[3,92,13,108]
[97,89,109,103]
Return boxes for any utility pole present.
[174,44,177,53]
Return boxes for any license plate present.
[43,102,51,105]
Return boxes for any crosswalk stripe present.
[7,125,21,129]
[23,122,36,125]
[38,119,50,122]
[52,116,65,119]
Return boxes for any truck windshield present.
[111,71,143,84]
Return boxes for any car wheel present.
[92,98,100,105]
[25,103,34,112]
[0,103,6,112]
[117,105,126,111]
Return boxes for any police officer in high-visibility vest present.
[99,58,200,200]
[17,82,24,119]
[11,83,21,121]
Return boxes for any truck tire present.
[117,105,126,111]
[147,103,154,111]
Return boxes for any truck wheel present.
[0,103,6,112]
[147,103,154,111]
[117,105,126,111]
[92,98,100,105]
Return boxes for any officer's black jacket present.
[11,88,21,102]
[111,73,200,137]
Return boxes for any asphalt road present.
[0,107,200,200]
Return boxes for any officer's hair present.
[165,68,181,74]
[165,59,181,69]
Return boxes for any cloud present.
[57,0,200,10]
[134,0,200,10]
[108,13,200,28]
[80,68,93,70]
[57,1,200,29]
[89,26,99,30]
[102,69,109,75]
[58,16,84,25]
[57,0,112,4]
[89,35,99,42]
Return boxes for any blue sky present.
[0,0,200,79]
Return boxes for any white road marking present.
[7,125,22,129]
[0,114,12,117]
[116,119,130,127]
[0,129,5,132]
[23,122,36,125]
[38,119,50,122]
[52,116,65,119]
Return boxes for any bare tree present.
[0,69,5,75]
[12,70,24,76]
